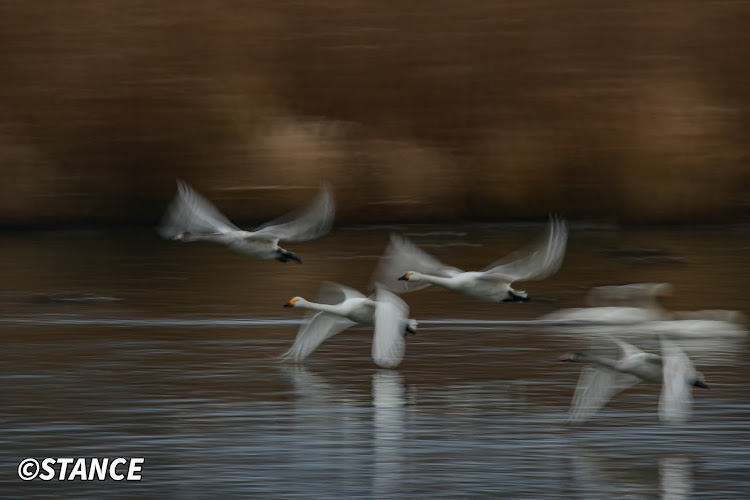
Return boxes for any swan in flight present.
[374,216,567,302]
[158,181,334,263]
[559,336,709,424]
[543,282,673,324]
[281,282,418,369]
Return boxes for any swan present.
[375,216,567,302]
[560,336,709,424]
[543,283,673,324]
[543,283,747,336]
[542,283,673,325]
[158,180,334,263]
[281,282,418,368]
[586,282,673,308]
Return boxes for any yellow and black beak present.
[284,298,298,308]
[398,272,412,281]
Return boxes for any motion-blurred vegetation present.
[0,1,748,225]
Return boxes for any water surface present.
[1,225,749,498]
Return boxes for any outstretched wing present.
[482,216,568,283]
[568,365,641,423]
[252,183,334,242]
[372,233,463,293]
[280,311,355,363]
[157,180,240,238]
[371,288,409,368]
[659,337,696,424]
[317,281,367,305]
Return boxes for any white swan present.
[586,282,673,308]
[560,337,709,424]
[543,282,673,324]
[375,216,567,302]
[158,180,334,263]
[281,282,418,368]
[543,283,747,336]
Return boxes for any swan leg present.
[504,290,530,302]
[277,249,303,263]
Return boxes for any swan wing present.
[251,183,334,242]
[482,216,568,283]
[610,338,647,360]
[659,337,695,424]
[568,365,641,423]
[280,311,355,362]
[157,180,240,238]
[317,281,367,305]
[371,288,408,368]
[372,233,463,293]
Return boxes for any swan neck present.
[298,301,341,315]
[182,232,223,243]
[577,353,619,370]
[417,273,453,287]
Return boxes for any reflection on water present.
[571,447,693,499]
[372,371,405,499]
[661,455,692,500]
[1,226,749,498]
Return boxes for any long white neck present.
[180,232,226,243]
[296,299,345,315]
[572,353,620,371]
[412,272,456,289]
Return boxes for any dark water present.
[1,224,749,498]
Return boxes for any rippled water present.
[1,224,749,498]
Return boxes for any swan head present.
[398,271,420,282]
[173,232,201,242]
[284,297,306,308]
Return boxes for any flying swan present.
[375,216,567,302]
[559,336,709,424]
[158,180,334,263]
[281,281,418,369]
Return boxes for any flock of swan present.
[157,181,744,424]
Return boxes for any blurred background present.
[1,0,749,227]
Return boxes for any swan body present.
[398,270,518,302]
[560,337,708,424]
[543,282,673,324]
[544,283,747,337]
[543,306,669,325]
[375,216,568,302]
[282,282,418,369]
[158,180,334,263]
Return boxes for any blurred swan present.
[281,282,418,368]
[158,180,334,263]
[586,282,673,308]
[544,283,747,337]
[673,309,747,324]
[375,216,567,302]
[560,336,709,424]
[543,282,672,324]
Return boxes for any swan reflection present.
[571,446,693,499]
[372,370,406,499]
[660,455,692,500]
